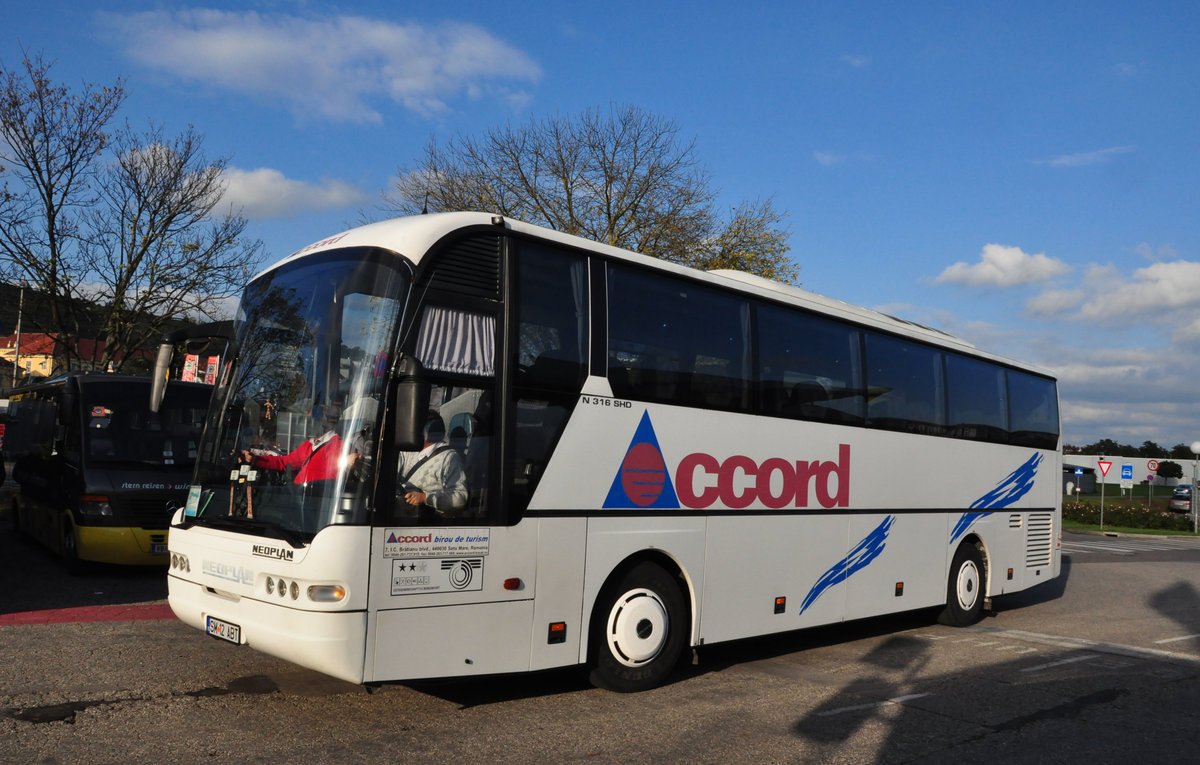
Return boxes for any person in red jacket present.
[239,404,358,484]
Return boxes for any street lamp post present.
[1191,442,1200,535]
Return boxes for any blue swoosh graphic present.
[800,515,895,615]
[950,452,1044,544]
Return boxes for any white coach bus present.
[165,212,1061,692]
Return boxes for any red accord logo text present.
[674,444,850,509]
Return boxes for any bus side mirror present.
[150,342,173,413]
[391,356,429,451]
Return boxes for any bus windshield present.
[183,248,411,542]
[81,381,209,467]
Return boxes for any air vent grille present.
[421,234,502,298]
[1025,513,1053,567]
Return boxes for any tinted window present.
[510,243,589,513]
[608,265,750,411]
[1008,370,1059,449]
[514,242,587,391]
[865,333,945,435]
[757,304,864,424]
[945,353,1009,442]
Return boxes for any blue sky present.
[6,1,1200,449]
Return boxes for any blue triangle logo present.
[603,411,679,509]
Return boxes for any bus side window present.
[757,304,865,425]
[510,243,587,513]
[1008,370,1059,449]
[946,353,1009,442]
[864,332,946,436]
[412,306,499,521]
[607,264,751,411]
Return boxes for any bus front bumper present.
[77,525,170,565]
[167,574,367,685]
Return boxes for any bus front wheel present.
[61,520,84,576]
[939,542,985,627]
[589,561,687,693]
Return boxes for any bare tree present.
[81,123,259,371]
[384,104,798,282]
[0,51,125,367]
[0,52,260,373]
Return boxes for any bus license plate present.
[206,615,241,644]
[150,544,168,554]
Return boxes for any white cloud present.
[813,150,873,166]
[934,244,1071,288]
[99,10,542,123]
[1025,288,1085,317]
[1076,260,1200,320]
[1113,61,1147,78]
[1131,241,1178,262]
[841,54,871,68]
[1035,145,1135,168]
[221,167,369,219]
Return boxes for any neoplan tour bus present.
[164,212,1061,692]
[8,372,212,572]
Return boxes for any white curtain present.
[415,306,496,376]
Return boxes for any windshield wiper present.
[185,516,309,548]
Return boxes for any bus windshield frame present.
[180,247,413,543]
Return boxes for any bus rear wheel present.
[589,562,687,693]
[938,542,985,627]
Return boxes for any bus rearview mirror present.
[392,356,429,451]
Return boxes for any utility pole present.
[11,283,23,387]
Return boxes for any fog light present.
[265,577,275,595]
[289,581,299,600]
[278,579,288,597]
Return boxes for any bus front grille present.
[123,496,179,529]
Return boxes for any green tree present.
[384,103,799,283]
[1168,443,1196,460]
[1157,460,1183,480]
[1082,438,1127,456]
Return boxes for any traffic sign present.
[1120,464,1134,491]
[1074,468,1083,476]
[1148,459,1160,472]
[1098,460,1112,477]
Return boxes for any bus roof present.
[271,212,1048,375]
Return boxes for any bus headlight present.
[171,552,190,571]
[78,496,113,520]
[308,584,346,603]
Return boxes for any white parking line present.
[1154,634,1200,645]
[1019,653,1099,673]
[978,627,1200,667]
[817,693,932,717]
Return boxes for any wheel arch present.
[583,548,696,665]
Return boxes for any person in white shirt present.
[397,411,467,517]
